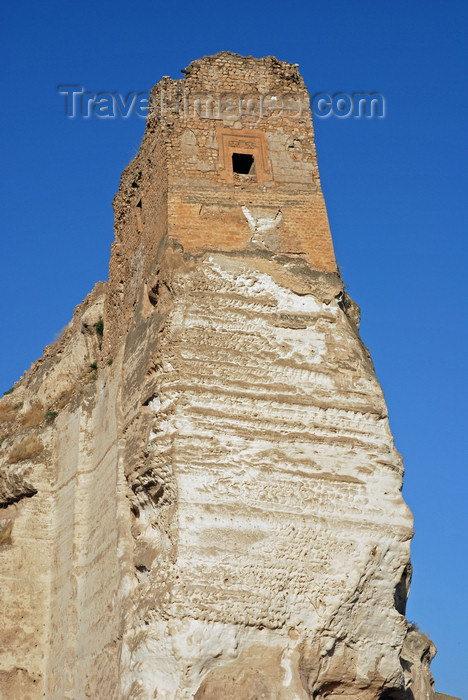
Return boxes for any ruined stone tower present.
[105,53,336,356]
[0,53,443,699]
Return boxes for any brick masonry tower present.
[158,53,335,265]
[105,52,337,353]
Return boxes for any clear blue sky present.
[2,1,467,695]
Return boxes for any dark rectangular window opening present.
[232,152,256,176]
[136,199,143,232]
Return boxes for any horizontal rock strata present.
[0,52,441,699]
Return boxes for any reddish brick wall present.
[160,53,336,270]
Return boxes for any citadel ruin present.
[0,52,455,699]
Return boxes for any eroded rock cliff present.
[0,53,441,699]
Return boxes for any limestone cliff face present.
[0,53,440,699]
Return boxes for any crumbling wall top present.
[179,51,305,92]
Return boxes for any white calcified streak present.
[125,255,413,698]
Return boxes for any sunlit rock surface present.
[0,52,443,699]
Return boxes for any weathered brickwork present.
[105,52,336,357]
